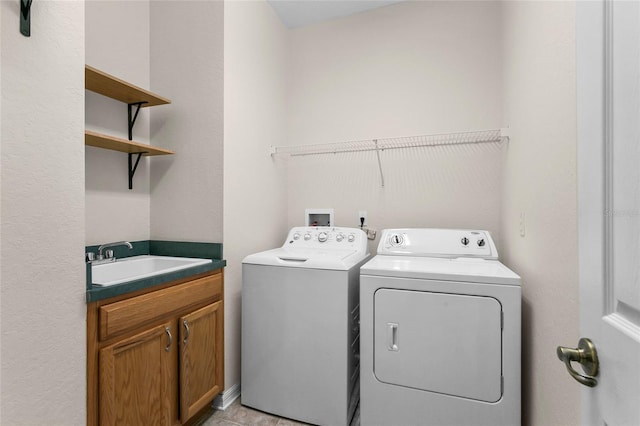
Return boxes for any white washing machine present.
[242,226,370,426]
[360,228,521,426]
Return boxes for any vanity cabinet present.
[87,270,224,426]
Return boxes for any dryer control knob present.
[348,234,356,242]
[304,233,311,241]
[336,233,344,242]
[318,232,328,242]
[477,238,486,247]
[293,233,301,240]
[390,234,404,246]
[461,237,469,246]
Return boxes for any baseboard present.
[213,383,241,411]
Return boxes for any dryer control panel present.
[285,226,367,251]
[378,228,498,259]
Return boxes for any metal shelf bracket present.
[20,0,33,37]
[127,102,147,141]
[128,152,146,190]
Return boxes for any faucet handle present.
[105,250,114,259]
[86,252,96,262]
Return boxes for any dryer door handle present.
[387,323,399,351]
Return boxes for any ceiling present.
[266,0,405,29]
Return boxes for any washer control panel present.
[286,226,366,250]
[378,228,498,259]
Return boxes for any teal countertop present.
[86,240,225,303]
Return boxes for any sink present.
[92,255,213,287]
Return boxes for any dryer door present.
[374,288,503,402]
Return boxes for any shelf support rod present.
[127,101,147,140]
[374,139,385,187]
[128,152,145,190]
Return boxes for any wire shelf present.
[271,129,508,157]
[271,128,509,187]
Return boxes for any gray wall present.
[150,1,224,244]
[85,0,224,246]
[223,0,289,393]
[1,1,86,422]
[85,0,152,244]
[286,1,504,253]
[501,1,579,425]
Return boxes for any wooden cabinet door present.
[179,301,224,423]
[100,321,177,426]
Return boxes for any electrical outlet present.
[519,212,526,237]
[366,228,377,240]
[358,210,367,227]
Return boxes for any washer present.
[360,228,521,426]
[242,226,370,426]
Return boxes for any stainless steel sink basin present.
[92,255,213,287]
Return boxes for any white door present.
[576,1,640,424]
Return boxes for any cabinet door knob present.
[183,320,190,345]
[165,326,172,352]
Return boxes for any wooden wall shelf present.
[85,65,170,107]
[85,130,174,156]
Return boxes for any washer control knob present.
[293,233,301,240]
[304,233,311,241]
[336,233,344,242]
[461,237,469,246]
[477,238,486,247]
[348,234,356,242]
[318,232,328,243]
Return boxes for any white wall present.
[85,0,151,245]
[286,1,504,249]
[150,0,224,243]
[224,0,289,391]
[0,1,86,423]
[501,1,579,425]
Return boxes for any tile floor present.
[196,399,360,426]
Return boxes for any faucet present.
[97,241,133,260]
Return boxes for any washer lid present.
[243,247,367,270]
[360,255,521,286]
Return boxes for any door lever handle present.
[556,338,599,387]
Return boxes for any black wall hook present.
[20,0,33,37]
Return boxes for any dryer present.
[242,226,370,426]
[360,229,521,426]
